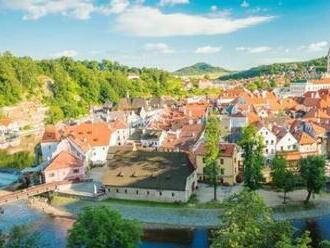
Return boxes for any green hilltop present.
[174,62,231,78]
[219,57,327,81]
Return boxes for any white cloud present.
[0,0,129,20]
[52,50,78,58]
[236,46,272,53]
[115,6,274,37]
[210,5,218,11]
[144,43,175,54]
[240,0,249,8]
[305,41,329,52]
[159,0,189,6]
[194,46,222,54]
[98,0,129,15]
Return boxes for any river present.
[1,201,330,247]
[0,201,209,248]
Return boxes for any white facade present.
[105,171,197,203]
[257,127,277,162]
[276,132,298,152]
[109,128,130,146]
[290,80,330,96]
[141,131,166,148]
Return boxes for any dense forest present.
[0,52,183,123]
[219,57,327,80]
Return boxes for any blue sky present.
[0,0,329,71]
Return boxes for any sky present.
[0,0,329,71]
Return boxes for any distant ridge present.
[219,57,327,81]
[174,62,231,78]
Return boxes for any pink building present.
[43,151,84,183]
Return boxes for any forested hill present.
[0,52,183,123]
[219,57,327,81]
[174,62,231,77]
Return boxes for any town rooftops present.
[0,118,12,127]
[42,125,61,143]
[194,142,236,157]
[45,151,83,171]
[63,122,111,151]
[103,150,195,191]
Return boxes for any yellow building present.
[194,143,242,185]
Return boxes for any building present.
[41,126,61,161]
[290,47,330,96]
[43,151,84,183]
[194,143,242,185]
[102,150,197,202]
[256,126,277,163]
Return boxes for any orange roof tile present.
[42,125,61,143]
[45,151,83,171]
[63,123,112,151]
[0,118,12,127]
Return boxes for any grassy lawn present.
[51,195,225,210]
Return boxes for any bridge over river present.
[0,181,69,205]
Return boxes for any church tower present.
[327,46,330,76]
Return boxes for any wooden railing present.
[0,181,69,205]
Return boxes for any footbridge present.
[0,181,69,205]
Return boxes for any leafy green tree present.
[0,225,42,248]
[204,113,222,201]
[238,125,264,190]
[319,240,330,248]
[271,156,296,204]
[211,190,311,248]
[299,156,326,203]
[67,206,142,248]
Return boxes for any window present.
[281,146,283,151]
[125,189,127,194]
[203,157,206,163]
[220,158,224,165]
[147,191,150,195]
[116,189,119,193]
[265,140,269,145]
[266,149,269,153]
[172,193,175,197]
[73,169,79,174]
[48,173,55,177]
[136,190,139,195]
[271,140,274,144]
[221,168,225,175]
[159,192,162,196]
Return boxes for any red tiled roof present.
[42,125,61,143]
[195,143,236,157]
[63,123,112,151]
[45,151,83,171]
[0,118,12,127]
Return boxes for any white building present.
[290,47,330,96]
[257,126,277,163]
[275,131,298,152]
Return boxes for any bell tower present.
[327,46,330,76]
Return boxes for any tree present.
[67,206,142,248]
[0,225,42,248]
[204,113,222,201]
[238,125,264,190]
[271,156,296,204]
[299,155,326,203]
[211,190,311,248]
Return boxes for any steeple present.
[327,46,330,75]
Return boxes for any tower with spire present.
[327,45,330,76]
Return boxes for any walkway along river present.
[1,199,330,247]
